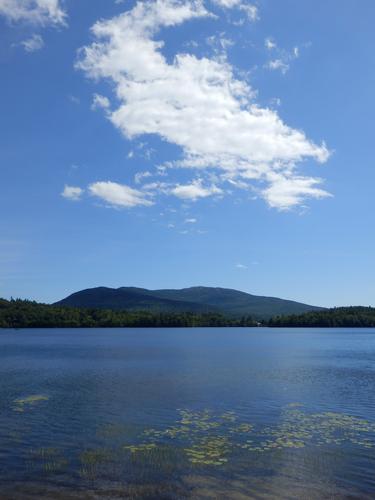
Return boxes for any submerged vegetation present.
[13,394,49,413]
[0,298,256,328]
[123,406,375,466]
[7,396,375,491]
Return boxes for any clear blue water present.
[1,327,375,499]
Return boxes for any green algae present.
[13,404,374,481]
[251,406,375,452]
[229,423,253,434]
[185,436,230,466]
[130,404,375,467]
[124,443,157,454]
[129,409,239,467]
[13,394,49,412]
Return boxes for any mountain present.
[53,286,216,314]
[149,286,323,318]
[55,286,324,319]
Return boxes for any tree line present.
[2,299,375,329]
[268,307,375,328]
[0,298,257,328]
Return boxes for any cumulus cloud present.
[89,181,153,208]
[61,185,84,201]
[20,33,44,51]
[76,0,330,210]
[262,173,332,211]
[0,0,66,25]
[185,217,197,223]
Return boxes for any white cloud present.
[211,0,258,21]
[134,170,152,183]
[21,33,44,51]
[238,3,257,21]
[91,93,110,111]
[68,94,80,104]
[61,185,84,201]
[262,173,332,211]
[269,97,281,107]
[212,0,240,7]
[235,263,247,269]
[171,180,222,200]
[0,0,66,25]
[206,33,234,54]
[77,0,330,210]
[264,40,301,75]
[89,181,153,208]
[267,58,290,75]
[185,217,197,223]
[265,37,276,50]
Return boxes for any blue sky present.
[1,0,374,307]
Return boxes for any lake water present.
[1,327,375,499]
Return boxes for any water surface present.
[1,327,375,499]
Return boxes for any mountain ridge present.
[54,286,324,319]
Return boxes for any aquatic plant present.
[80,448,113,465]
[13,394,49,412]
[27,447,68,474]
[124,443,157,453]
[127,405,375,468]
[78,448,116,481]
[42,458,68,473]
[185,436,230,465]
[252,405,375,452]
[29,447,60,458]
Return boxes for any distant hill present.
[54,286,323,319]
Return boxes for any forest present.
[268,307,375,327]
[1,299,375,329]
[0,298,257,328]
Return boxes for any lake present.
[0,327,375,499]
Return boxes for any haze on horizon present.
[1,0,374,308]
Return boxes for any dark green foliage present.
[0,298,257,329]
[55,286,323,319]
[54,287,213,314]
[269,307,375,328]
